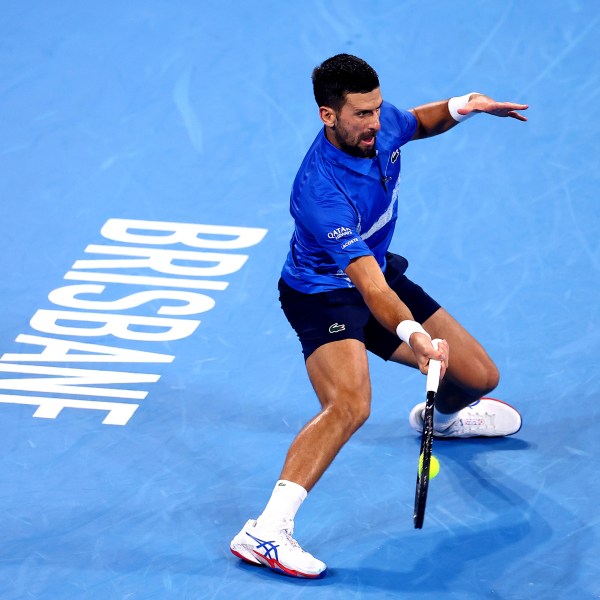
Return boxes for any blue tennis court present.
[1,2,599,598]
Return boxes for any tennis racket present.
[413,338,442,529]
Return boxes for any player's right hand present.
[411,334,449,379]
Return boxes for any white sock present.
[256,480,307,527]
[434,407,460,430]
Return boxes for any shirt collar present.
[319,128,379,177]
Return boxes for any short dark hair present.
[312,54,380,111]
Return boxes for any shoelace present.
[282,530,301,550]
[279,520,303,551]
[433,410,497,434]
[452,411,496,432]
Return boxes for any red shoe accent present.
[230,547,261,566]
[251,550,325,579]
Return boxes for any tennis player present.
[231,54,527,578]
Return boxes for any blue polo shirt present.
[281,101,418,293]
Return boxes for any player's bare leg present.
[230,338,369,577]
[279,338,371,492]
[390,307,521,437]
[389,307,499,410]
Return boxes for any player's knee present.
[488,363,500,392]
[460,356,499,397]
[477,360,500,396]
[351,399,371,429]
[331,396,370,432]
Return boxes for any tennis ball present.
[418,454,440,479]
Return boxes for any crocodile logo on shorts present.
[328,323,346,334]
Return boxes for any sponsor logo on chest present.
[327,226,353,240]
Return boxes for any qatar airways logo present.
[0,218,267,426]
[327,226,353,240]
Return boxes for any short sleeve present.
[296,179,373,271]
[383,102,418,146]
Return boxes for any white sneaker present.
[230,518,327,579]
[409,397,522,438]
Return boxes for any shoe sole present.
[251,549,327,579]
[230,546,327,579]
[230,546,261,566]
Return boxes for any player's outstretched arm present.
[457,93,528,121]
[409,93,528,140]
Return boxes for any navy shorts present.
[279,253,441,361]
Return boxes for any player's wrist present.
[448,92,481,122]
[396,320,431,349]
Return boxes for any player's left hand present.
[458,94,529,121]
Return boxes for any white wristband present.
[396,320,431,349]
[448,92,481,123]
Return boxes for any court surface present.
[1,2,599,598]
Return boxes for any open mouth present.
[360,136,375,147]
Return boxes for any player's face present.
[328,88,383,158]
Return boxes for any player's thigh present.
[306,338,371,414]
[389,308,499,393]
[364,266,442,360]
[278,278,371,360]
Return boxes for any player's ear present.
[319,106,336,128]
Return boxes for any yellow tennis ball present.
[418,454,440,479]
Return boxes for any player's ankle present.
[433,407,459,429]
[256,480,307,527]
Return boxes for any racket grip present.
[426,338,443,393]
